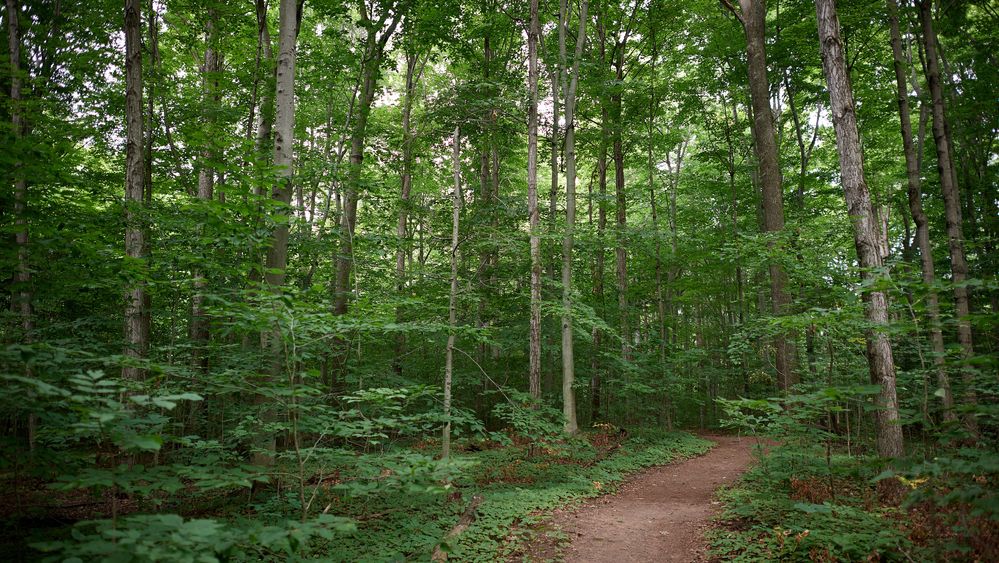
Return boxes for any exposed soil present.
[516,435,754,562]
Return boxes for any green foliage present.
[712,387,999,561]
[1,0,996,559]
[33,513,356,562]
[313,429,711,562]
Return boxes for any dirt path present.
[525,435,754,562]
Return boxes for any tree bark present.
[918,0,977,433]
[254,0,274,196]
[254,0,297,466]
[558,0,587,435]
[443,126,461,459]
[441,126,462,459]
[724,0,796,391]
[333,6,405,321]
[886,0,953,421]
[590,8,609,422]
[527,0,542,403]
[394,48,425,376]
[264,0,297,291]
[815,0,904,463]
[8,0,36,447]
[191,12,220,374]
[123,0,148,381]
[612,48,629,364]
[7,0,31,341]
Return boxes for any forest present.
[1,0,997,560]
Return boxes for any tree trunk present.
[591,12,609,422]
[886,0,953,421]
[815,0,903,464]
[443,126,461,459]
[476,30,494,409]
[726,0,795,391]
[918,0,977,433]
[8,0,36,448]
[255,0,298,466]
[333,8,404,321]
[394,48,424,376]
[559,0,587,435]
[123,0,147,381]
[191,12,219,374]
[254,0,274,196]
[527,0,542,403]
[264,0,297,291]
[645,21,668,415]
[612,50,629,364]
[7,0,31,342]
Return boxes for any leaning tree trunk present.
[123,0,148,381]
[527,0,542,403]
[918,0,977,433]
[815,0,904,466]
[886,0,953,420]
[558,0,588,435]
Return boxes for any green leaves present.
[31,512,358,562]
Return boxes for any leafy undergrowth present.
[708,444,999,562]
[708,445,927,562]
[323,428,712,562]
[710,391,999,562]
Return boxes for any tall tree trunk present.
[815,0,904,465]
[265,0,297,293]
[333,7,404,322]
[591,12,609,422]
[886,0,953,420]
[142,0,157,351]
[723,0,795,391]
[254,0,274,196]
[8,0,36,447]
[246,0,274,299]
[558,0,587,435]
[255,0,298,465]
[123,0,147,381]
[443,126,461,459]
[612,50,629,364]
[8,0,31,343]
[191,13,219,374]
[918,0,977,433]
[549,67,560,236]
[394,48,424,376]
[645,20,668,409]
[476,27,494,409]
[527,0,542,403]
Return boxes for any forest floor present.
[515,435,753,562]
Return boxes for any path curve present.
[541,435,753,562]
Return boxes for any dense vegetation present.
[1,0,996,560]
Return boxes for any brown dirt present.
[517,434,754,562]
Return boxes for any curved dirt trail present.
[540,435,753,562]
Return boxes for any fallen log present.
[430,494,484,561]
